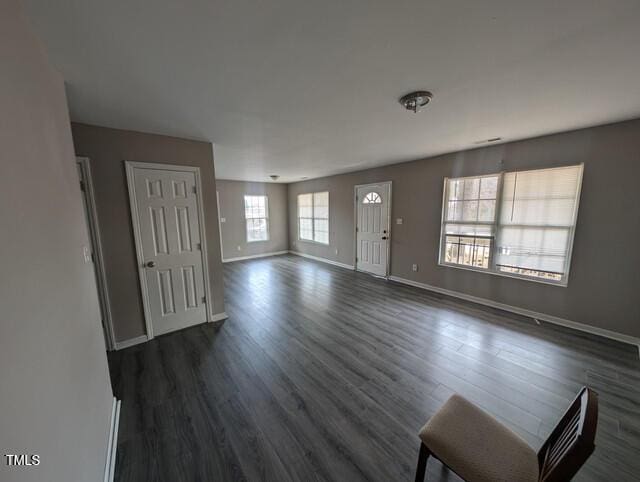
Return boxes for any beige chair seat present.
[419,395,539,482]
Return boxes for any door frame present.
[76,157,116,351]
[353,181,393,277]
[125,161,214,340]
[216,190,225,260]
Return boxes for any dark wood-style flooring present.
[109,254,640,481]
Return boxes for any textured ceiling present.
[24,0,640,182]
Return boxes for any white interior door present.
[356,182,391,277]
[128,164,208,337]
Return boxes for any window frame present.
[297,191,330,245]
[438,172,502,273]
[362,192,383,204]
[438,164,583,287]
[243,194,270,243]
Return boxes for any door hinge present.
[356,227,359,232]
[196,242,202,250]
[201,296,206,304]
[79,180,86,192]
[192,185,197,194]
[355,257,358,262]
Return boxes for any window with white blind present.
[440,164,583,285]
[244,195,269,242]
[297,191,329,244]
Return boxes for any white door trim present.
[353,181,392,277]
[77,157,116,351]
[125,161,215,341]
[103,397,121,482]
[216,190,225,260]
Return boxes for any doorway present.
[355,181,392,277]
[76,157,116,350]
[125,162,212,338]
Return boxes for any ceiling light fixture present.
[269,175,280,181]
[399,91,433,113]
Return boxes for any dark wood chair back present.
[537,387,598,481]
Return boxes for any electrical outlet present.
[396,218,403,225]
[220,217,226,223]
[412,263,418,272]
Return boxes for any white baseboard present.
[210,311,228,323]
[289,251,355,270]
[114,315,227,349]
[222,251,288,263]
[388,275,640,352]
[103,397,121,482]
[114,335,148,350]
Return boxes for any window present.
[440,165,583,285]
[244,195,269,242]
[442,174,500,270]
[363,192,382,204]
[297,191,329,244]
[495,166,583,282]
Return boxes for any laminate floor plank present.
[221,303,417,481]
[109,254,640,481]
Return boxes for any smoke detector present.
[269,175,280,181]
[399,91,433,113]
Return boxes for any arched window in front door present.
[362,192,382,204]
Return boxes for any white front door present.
[127,164,208,337]
[356,182,391,277]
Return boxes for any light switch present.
[396,218,403,225]
[83,246,92,264]
[220,217,226,223]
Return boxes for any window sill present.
[247,239,270,243]
[438,261,568,287]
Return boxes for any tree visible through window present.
[244,195,269,242]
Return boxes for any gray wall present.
[288,119,640,339]
[71,123,226,343]
[0,2,114,481]
[217,180,289,260]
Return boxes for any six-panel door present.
[133,167,207,336]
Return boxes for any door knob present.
[381,236,388,240]
[145,261,156,268]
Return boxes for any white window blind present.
[439,164,583,285]
[244,195,269,242]
[297,191,329,244]
[496,165,582,280]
